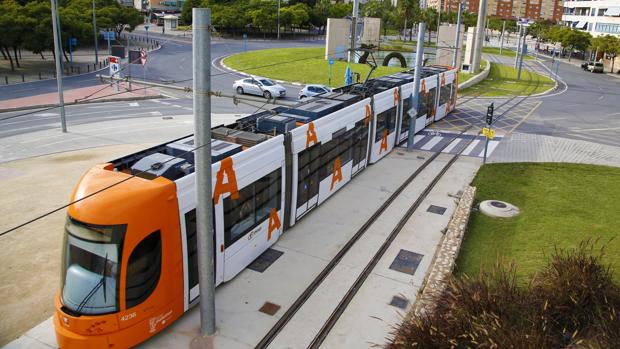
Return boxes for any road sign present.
[109,56,120,75]
[144,24,150,31]
[482,127,495,140]
[486,103,494,125]
[140,48,147,66]
[328,58,334,65]
[103,31,116,41]
[68,38,77,46]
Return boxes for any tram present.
[54,66,457,348]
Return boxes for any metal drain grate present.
[427,205,447,215]
[259,302,281,316]
[389,249,424,276]
[247,248,284,273]
[389,295,409,309]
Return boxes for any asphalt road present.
[518,56,620,147]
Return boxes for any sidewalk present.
[0,82,161,111]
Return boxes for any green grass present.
[460,62,554,97]
[223,47,404,87]
[482,46,533,60]
[456,163,620,283]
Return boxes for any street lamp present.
[92,0,98,64]
[277,0,280,40]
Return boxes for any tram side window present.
[401,97,411,134]
[338,129,354,164]
[319,138,339,178]
[439,84,452,105]
[352,120,369,167]
[297,145,321,208]
[450,83,457,105]
[126,231,162,309]
[375,107,396,141]
[224,169,281,247]
[427,88,437,115]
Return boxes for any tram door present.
[296,144,321,218]
[351,120,369,176]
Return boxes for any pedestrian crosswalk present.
[409,130,503,158]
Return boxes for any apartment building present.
[427,0,563,21]
[562,0,620,37]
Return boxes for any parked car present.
[233,77,286,99]
[298,84,331,99]
[588,62,604,73]
[581,61,591,70]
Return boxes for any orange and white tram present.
[54,66,458,348]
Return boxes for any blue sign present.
[68,38,77,46]
[144,24,150,31]
[328,58,334,65]
[102,31,116,40]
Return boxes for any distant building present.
[426,0,563,21]
[562,0,620,37]
[147,0,184,12]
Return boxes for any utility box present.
[435,24,464,69]
[462,27,476,73]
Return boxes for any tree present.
[97,4,143,39]
[559,27,591,61]
[0,0,32,70]
[396,0,419,41]
[421,7,438,43]
[181,0,202,25]
[362,0,395,37]
[591,35,620,72]
[310,0,329,34]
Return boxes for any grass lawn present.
[223,47,404,87]
[482,46,533,60]
[459,62,554,97]
[455,163,620,283]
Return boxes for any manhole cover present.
[389,249,424,275]
[490,201,507,208]
[427,205,447,215]
[259,302,281,316]
[480,200,520,218]
[389,295,409,309]
[247,248,284,273]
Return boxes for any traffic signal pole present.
[407,22,426,150]
[50,0,67,133]
[191,7,216,348]
[471,0,488,73]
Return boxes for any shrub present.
[388,240,620,349]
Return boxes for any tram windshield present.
[61,217,125,315]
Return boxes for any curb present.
[459,60,491,90]
[0,94,164,113]
[219,54,309,87]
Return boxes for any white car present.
[299,84,331,99]
[233,77,286,99]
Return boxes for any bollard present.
[77,67,81,74]
[39,72,42,80]
[87,65,90,72]
[22,74,25,82]
[70,66,73,73]
[4,76,7,84]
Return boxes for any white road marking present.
[571,126,620,132]
[33,113,58,117]
[129,102,140,107]
[421,136,443,150]
[443,138,462,153]
[478,140,500,157]
[461,139,480,156]
[413,135,426,144]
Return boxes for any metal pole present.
[435,8,441,45]
[348,0,359,63]
[517,32,525,80]
[499,20,505,55]
[277,0,280,40]
[470,0,488,73]
[126,36,131,91]
[407,22,426,150]
[514,25,521,68]
[92,0,98,64]
[50,0,67,133]
[192,7,216,342]
[452,3,463,69]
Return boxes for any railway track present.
[255,57,540,349]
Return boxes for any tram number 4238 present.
[120,312,137,322]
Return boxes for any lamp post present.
[277,0,281,40]
[92,0,98,65]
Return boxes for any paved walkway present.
[0,82,160,111]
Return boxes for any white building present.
[563,0,620,37]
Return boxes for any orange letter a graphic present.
[267,208,281,240]
[213,157,239,205]
[364,104,372,126]
[393,88,399,106]
[306,122,318,148]
[330,156,343,190]
[379,129,388,153]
